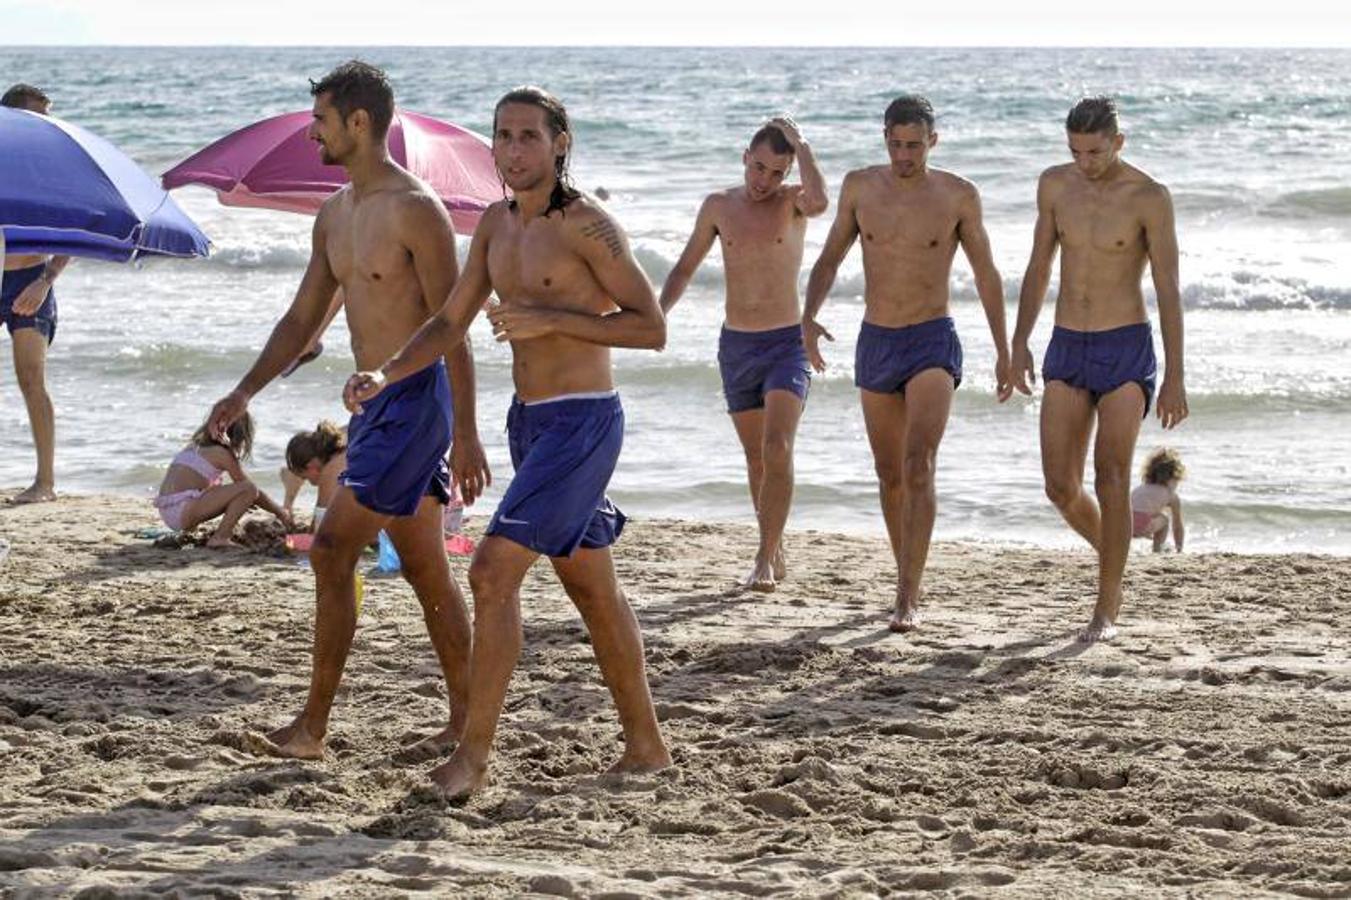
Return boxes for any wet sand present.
[2,492,1349,897]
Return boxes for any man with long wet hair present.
[347,85,671,799]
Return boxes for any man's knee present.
[762,432,793,471]
[468,553,519,606]
[14,361,47,398]
[902,449,936,493]
[1044,475,1081,509]
[311,529,361,573]
[399,548,449,590]
[1094,463,1132,498]
[874,456,905,491]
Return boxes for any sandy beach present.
[2,491,1349,897]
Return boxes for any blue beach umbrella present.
[0,107,210,261]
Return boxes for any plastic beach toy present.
[285,533,314,553]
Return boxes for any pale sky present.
[1,0,1347,46]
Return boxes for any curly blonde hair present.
[1142,447,1185,485]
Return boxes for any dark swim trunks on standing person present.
[1042,321,1157,416]
[341,360,453,516]
[854,315,962,394]
[717,323,812,413]
[1,264,58,344]
[486,392,627,558]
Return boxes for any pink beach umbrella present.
[162,109,500,234]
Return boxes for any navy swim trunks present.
[341,360,453,516]
[717,323,811,413]
[486,392,627,558]
[1,265,58,344]
[854,316,962,394]
[1042,322,1157,416]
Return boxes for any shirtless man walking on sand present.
[1011,96,1187,643]
[206,61,490,759]
[804,95,1012,632]
[347,86,671,799]
[660,117,828,591]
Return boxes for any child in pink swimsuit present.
[154,412,290,547]
[1131,447,1186,553]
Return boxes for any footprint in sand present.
[741,788,812,819]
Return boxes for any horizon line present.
[3,43,1348,50]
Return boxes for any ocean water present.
[1,47,1348,554]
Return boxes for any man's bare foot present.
[205,536,236,549]
[1078,616,1118,644]
[11,483,55,505]
[607,742,673,775]
[888,591,923,633]
[772,546,787,581]
[429,750,490,801]
[244,717,325,759]
[742,558,777,593]
[394,723,462,763]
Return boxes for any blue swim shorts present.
[717,323,811,413]
[1,265,58,344]
[854,316,962,394]
[1042,322,1157,416]
[486,392,627,558]
[341,360,453,516]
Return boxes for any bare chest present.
[855,192,959,254]
[487,223,599,312]
[1055,189,1145,255]
[325,202,413,287]
[716,202,802,255]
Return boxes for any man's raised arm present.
[768,117,828,218]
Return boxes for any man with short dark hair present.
[2,83,68,504]
[1011,96,1187,643]
[207,60,491,759]
[804,94,1012,632]
[347,85,672,800]
[661,116,828,590]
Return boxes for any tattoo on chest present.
[581,218,623,258]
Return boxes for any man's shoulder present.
[843,165,886,186]
[695,188,737,216]
[1123,164,1171,201]
[316,186,352,221]
[930,168,979,197]
[1039,163,1075,184]
[391,177,447,214]
[470,199,513,239]
[558,195,629,259]
[706,186,741,205]
[561,193,620,229]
